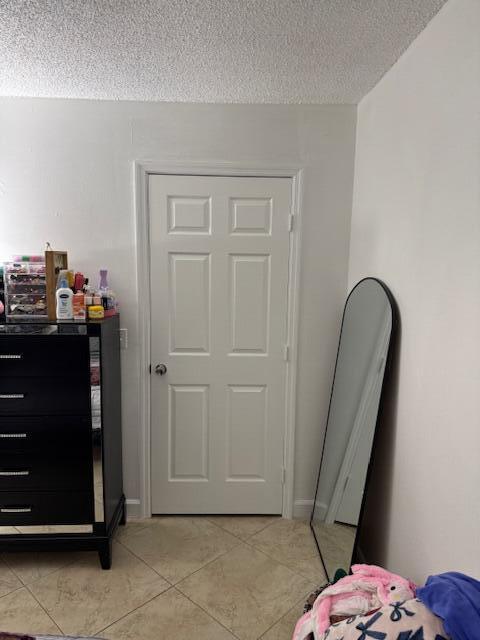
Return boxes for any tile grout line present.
[1,550,90,589]
[115,537,175,587]
[172,585,243,640]
[23,581,65,635]
[87,538,179,634]
[108,519,248,633]
[113,533,246,635]
[245,519,283,538]
[0,553,24,584]
[23,547,171,638]
[1,544,169,638]
[121,515,280,549]
[174,545,311,640]
[96,586,178,636]
[1,559,63,636]
[204,517,325,585]
[0,518,317,640]
[0,548,79,632]
[97,584,243,640]
[117,519,245,585]
[0,553,23,588]
[256,590,314,640]
[241,536,324,586]
[204,516,282,542]
[209,518,321,585]
[0,584,28,601]
[173,538,246,588]
[117,518,317,638]
[172,534,310,640]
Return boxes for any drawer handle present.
[0,507,32,513]
[0,394,25,399]
[0,354,23,360]
[0,470,29,476]
[0,433,27,439]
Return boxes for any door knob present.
[155,364,167,376]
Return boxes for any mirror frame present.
[309,277,398,580]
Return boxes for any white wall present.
[0,99,356,512]
[349,0,480,582]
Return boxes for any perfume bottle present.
[98,269,117,316]
[98,269,109,293]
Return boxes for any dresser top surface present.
[0,315,119,336]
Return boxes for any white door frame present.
[134,161,304,519]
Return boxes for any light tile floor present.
[0,517,327,640]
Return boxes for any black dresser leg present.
[99,540,112,570]
[120,502,126,526]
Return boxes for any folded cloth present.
[417,572,480,640]
[313,598,448,640]
[293,564,416,639]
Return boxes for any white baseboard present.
[314,501,328,520]
[125,498,142,519]
[126,497,315,520]
[293,499,314,519]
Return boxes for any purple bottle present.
[99,269,109,293]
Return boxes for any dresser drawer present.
[0,416,92,453]
[0,491,94,525]
[0,452,93,491]
[0,336,90,377]
[0,377,90,416]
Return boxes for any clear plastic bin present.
[4,261,48,319]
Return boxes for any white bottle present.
[56,278,73,320]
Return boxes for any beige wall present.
[349,0,480,582]
[0,99,356,513]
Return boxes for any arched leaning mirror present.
[310,277,397,582]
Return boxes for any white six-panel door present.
[149,175,292,513]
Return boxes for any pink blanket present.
[293,564,416,639]
[312,598,449,639]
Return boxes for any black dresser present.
[0,316,125,569]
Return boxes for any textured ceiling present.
[0,0,446,104]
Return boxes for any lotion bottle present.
[73,291,86,321]
[56,278,73,320]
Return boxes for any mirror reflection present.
[311,278,395,581]
[90,336,104,523]
[0,325,101,537]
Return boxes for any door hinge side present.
[281,467,286,485]
[288,213,294,232]
[149,364,152,374]
[283,345,290,361]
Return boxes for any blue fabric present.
[416,572,480,640]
